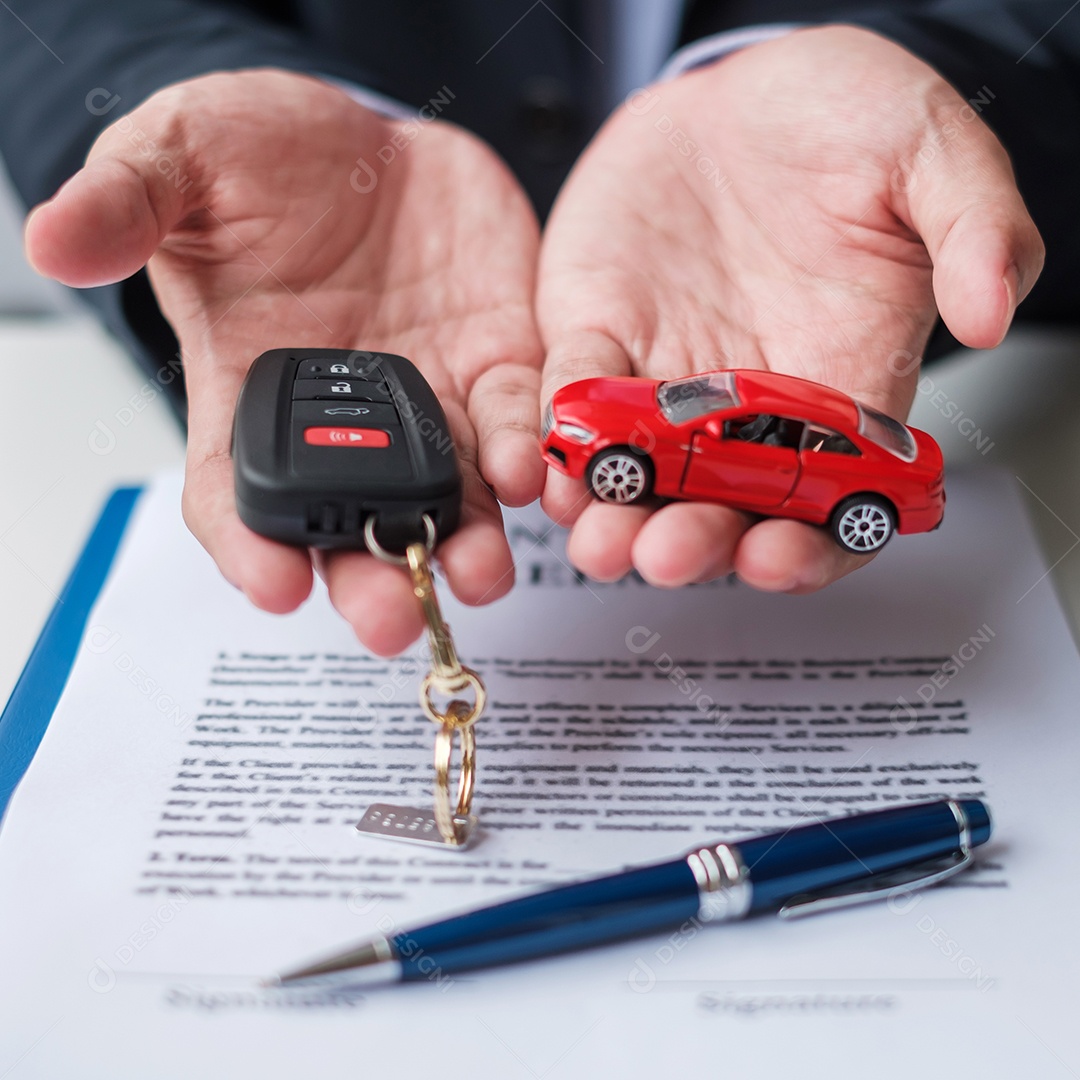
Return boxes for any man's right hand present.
[25,70,546,654]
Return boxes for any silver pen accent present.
[778,799,981,919]
[686,842,752,922]
[269,934,402,987]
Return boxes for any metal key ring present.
[420,669,487,725]
[433,716,477,846]
[363,512,437,566]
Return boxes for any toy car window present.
[657,372,739,423]
[803,424,860,456]
[724,414,803,449]
[856,404,916,462]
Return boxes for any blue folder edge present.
[0,486,143,819]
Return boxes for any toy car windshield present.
[856,403,917,462]
[657,372,740,424]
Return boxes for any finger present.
[540,468,595,527]
[540,329,633,523]
[540,328,632,405]
[439,399,516,602]
[565,501,652,582]
[469,359,546,507]
[321,551,424,657]
[438,486,516,607]
[24,113,192,288]
[732,517,873,594]
[899,124,1045,350]
[181,350,313,614]
[631,502,751,588]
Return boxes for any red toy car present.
[540,369,944,554]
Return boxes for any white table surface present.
[1,315,1078,709]
[0,317,184,705]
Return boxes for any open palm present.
[27,70,545,652]
[538,27,1043,592]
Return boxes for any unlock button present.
[292,378,391,403]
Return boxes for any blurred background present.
[0,166,69,317]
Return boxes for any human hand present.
[26,69,545,653]
[537,26,1043,591]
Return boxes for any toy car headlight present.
[556,422,595,443]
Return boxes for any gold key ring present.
[363,513,488,846]
[420,669,487,725]
[433,705,477,847]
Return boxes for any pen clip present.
[777,847,973,920]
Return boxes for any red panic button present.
[304,427,391,448]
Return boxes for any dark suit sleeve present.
[678,1,1080,333]
[0,1,385,422]
[842,2,1080,327]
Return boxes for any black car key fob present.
[233,349,461,552]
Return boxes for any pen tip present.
[269,936,400,987]
[260,974,282,989]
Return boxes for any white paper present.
[1,469,1078,1079]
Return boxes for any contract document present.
[1,469,1078,1079]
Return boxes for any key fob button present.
[296,357,387,382]
[292,426,411,480]
[303,427,392,448]
[291,400,399,426]
[293,378,392,403]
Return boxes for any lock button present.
[296,358,387,383]
[292,378,392,403]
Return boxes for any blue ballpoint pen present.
[270,798,991,987]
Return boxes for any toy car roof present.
[724,369,861,430]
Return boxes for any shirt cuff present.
[658,23,803,81]
[317,75,416,121]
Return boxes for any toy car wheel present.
[831,496,895,554]
[587,448,654,505]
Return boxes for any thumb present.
[24,117,192,288]
[540,328,633,407]
[899,126,1044,351]
[539,328,633,524]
